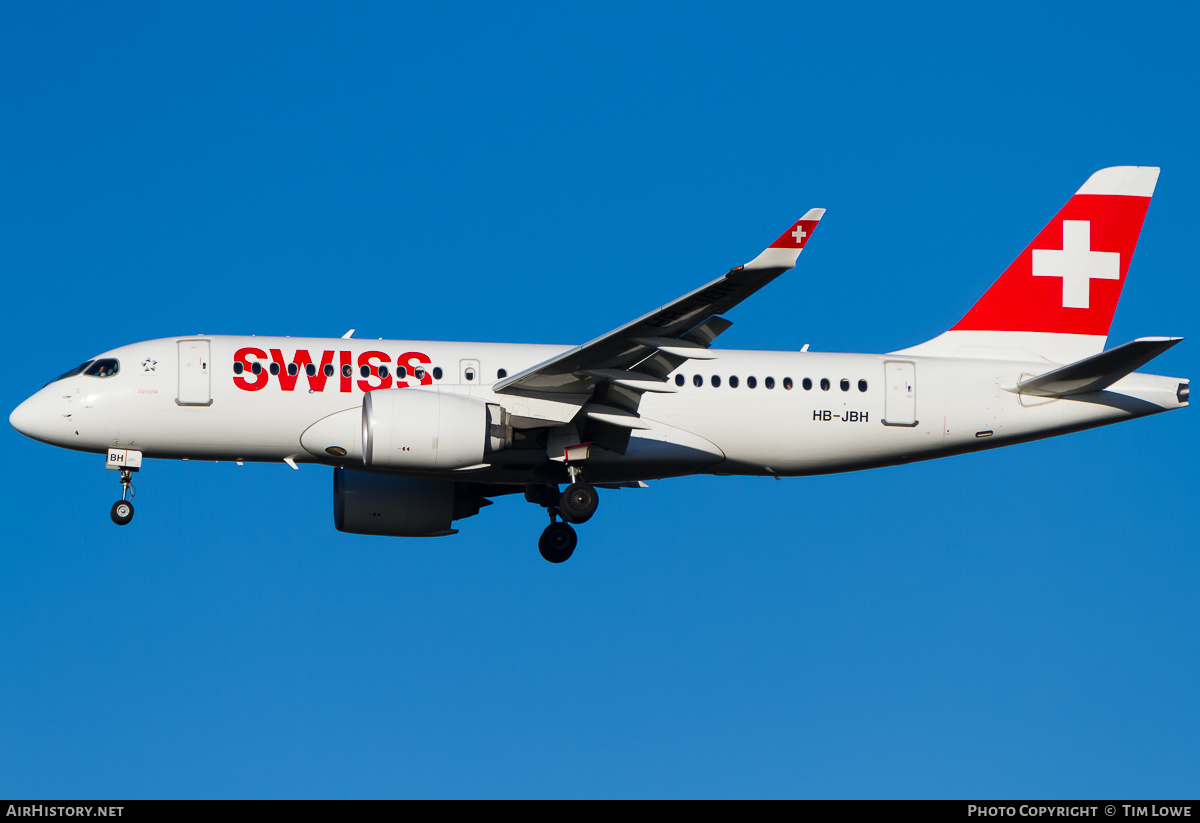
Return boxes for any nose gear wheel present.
[110,468,136,526]
[110,500,134,525]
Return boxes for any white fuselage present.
[12,335,1186,485]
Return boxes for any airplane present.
[9,166,1188,563]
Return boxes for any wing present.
[496,208,825,395]
[492,208,826,450]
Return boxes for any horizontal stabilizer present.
[1014,336,1182,397]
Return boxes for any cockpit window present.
[83,359,120,378]
[47,361,94,385]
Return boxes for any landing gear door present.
[177,339,213,406]
[883,360,917,426]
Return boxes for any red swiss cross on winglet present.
[770,217,821,249]
[743,208,826,270]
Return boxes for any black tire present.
[110,500,134,526]
[559,482,598,524]
[538,522,577,563]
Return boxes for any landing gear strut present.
[105,449,142,526]
[110,468,135,526]
[529,485,578,563]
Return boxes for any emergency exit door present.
[460,359,480,384]
[177,339,212,406]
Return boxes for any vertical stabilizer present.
[895,166,1158,364]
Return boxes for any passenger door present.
[177,339,212,406]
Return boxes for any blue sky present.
[2,2,1197,798]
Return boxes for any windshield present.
[83,359,120,377]
[44,358,121,386]
[46,361,94,386]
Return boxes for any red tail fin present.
[897,167,1159,363]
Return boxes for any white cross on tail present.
[1032,220,1120,309]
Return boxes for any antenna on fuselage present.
[341,329,355,339]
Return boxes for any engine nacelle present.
[333,468,491,537]
[362,389,510,470]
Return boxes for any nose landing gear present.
[110,469,135,525]
[105,449,142,526]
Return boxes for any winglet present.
[743,208,825,270]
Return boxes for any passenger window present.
[498,368,507,379]
[324,364,335,377]
[287,363,299,376]
[433,367,443,380]
[802,378,812,390]
[380,365,389,379]
[360,365,370,378]
[233,361,244,375]
[765,377,775,390]
[729,375,739,388]
[859,379,868,392]
[342,364,353,378]
[253,362,263,375]
[693,374,702,387]
[840,379,850,391]
[306,363,316,377]
[711,375,721,388]
[270,362,280,376]
[820,378,830,391]
[397,366,408,378]
[783,377,793,390]
[748,376,757,389]
[465,368,475,381]
[414,367,426,380]
[675,374,685,387]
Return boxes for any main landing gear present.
[530,466,600,563]
[110,469,135,526]
[559,481,598,524]
[538,520,577,564]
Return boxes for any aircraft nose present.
[10,391,64,445]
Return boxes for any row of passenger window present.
[232,361,521,381]
[230,358,869,393]
[233,361,454,380]
[675,374,869,392]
